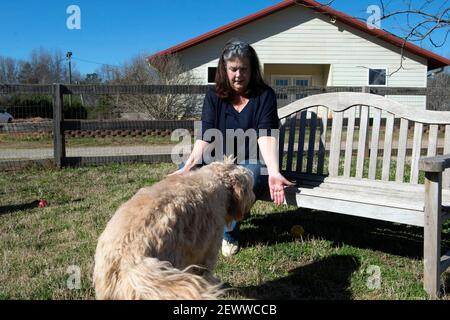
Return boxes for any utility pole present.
[66,51,73,107]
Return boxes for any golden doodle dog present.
[93,159,255,300]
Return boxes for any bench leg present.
[423,171,442,299]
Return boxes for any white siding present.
[178,5,428,108]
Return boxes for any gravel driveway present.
[0,145,179,160]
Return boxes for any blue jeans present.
[178,160,267,243]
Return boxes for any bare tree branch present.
[104,53,202,120]
[307,1,449,75]
[377,0,449,46]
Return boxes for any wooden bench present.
[276,92,450,299]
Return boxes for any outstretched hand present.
[269,173,295,206]
[167,167,189,177]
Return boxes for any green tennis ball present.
[290,225,305,238]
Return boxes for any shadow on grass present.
[0,200,40,215]
[0,198,84,215]
[240,208,450,259]
[444,274,450,296]
[235,254,360,300]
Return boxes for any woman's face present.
[225,57,251,95]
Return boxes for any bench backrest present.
[277,92,450,187]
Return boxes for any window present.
[275,79,288,86]
[295,93,307,100]
[272,76,312,105]
[207,67,217,83]
[294,79,309,99]
[277,93,288,100]
[368,68,387,86]
[295,79,309,87]
[274,79,288,100]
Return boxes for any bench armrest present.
[419,154,450,172]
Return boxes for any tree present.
[103,53,202,120]
[29,48,67,84]
[17,61,36,84]
[3,48,76,84]
[84,73,102,84]
[427,71,450,110]
[374,0,449,48]
[97,64,121,83]
[313,0,448,45]
[0,57,19,83]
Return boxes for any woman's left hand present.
[269,173,295,206]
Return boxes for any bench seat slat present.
[297,181,450,211]
[282,172,450,198]
[299,179,425,197]
[289,184,423,211]
[284,188,424,226]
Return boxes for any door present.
[271,75,312,107]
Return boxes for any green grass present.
[0,133,185,149]
[0,163,449,300]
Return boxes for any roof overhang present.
[149,0,450,70]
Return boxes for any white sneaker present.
[221,239,240,257]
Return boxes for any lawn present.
[0,162,449,300]
[0,133,182,149]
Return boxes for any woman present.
[170,39,293,256]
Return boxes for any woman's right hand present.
[167,166,190,177]
[168,140,208,177]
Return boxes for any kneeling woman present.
[170,39,293,256]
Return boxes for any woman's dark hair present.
[215,39,268,100]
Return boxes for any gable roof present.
[149,0,450,70]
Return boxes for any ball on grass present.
[38,199,48,208]
[290,225,304,238]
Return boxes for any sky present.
[1,0,449,75]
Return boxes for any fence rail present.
[0,83,446,169]
[0,83,431,95]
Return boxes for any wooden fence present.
[0,84,437,168]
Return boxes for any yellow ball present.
[290,225,305,238]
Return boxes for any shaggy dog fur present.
[93,160,255,300]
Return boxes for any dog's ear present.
[227,182,245,222]
[223,155,236,165]
[226,172,254,222]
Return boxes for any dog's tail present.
[117,257,226,300]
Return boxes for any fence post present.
[52,84,66,168]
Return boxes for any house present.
[149,0,450,109]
